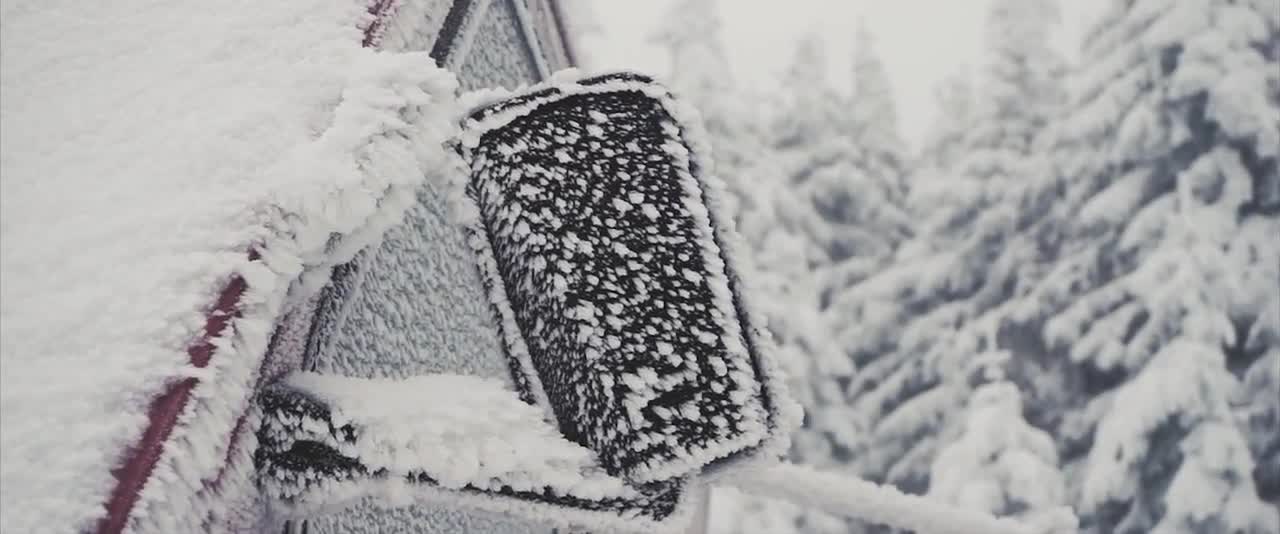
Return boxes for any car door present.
[272,1,577,532]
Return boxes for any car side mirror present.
[457,71,796,484]
[257,71,798,532]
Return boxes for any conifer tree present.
[832,0,1070,501]
[1013,1,1280,531]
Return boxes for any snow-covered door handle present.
[256,372,688,532]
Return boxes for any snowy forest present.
[0,0,1276,532]
[579,1,1280,533]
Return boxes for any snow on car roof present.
[0,2,461,532]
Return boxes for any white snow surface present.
[0,2,462,532]
[726,463,1066,534]
[261,372,705,534]
[928,382,1076,528]
[272,372,636,500]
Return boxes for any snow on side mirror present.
[254,72,798,532]
[457,71,797,483]
[255,373,688,531]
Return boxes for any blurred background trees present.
[592,0,1279,532]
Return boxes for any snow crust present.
[257,372,702,533]
[264,372,635,501]
[0,2,462,532]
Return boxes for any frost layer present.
[457,71,799,485]
[256,372,687,531]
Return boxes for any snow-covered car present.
[1,1,590,532]
[3,1,796,531]
[0,2,1082,534]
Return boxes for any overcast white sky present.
[579,0,1106,146]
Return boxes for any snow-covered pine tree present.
[846,21,908,189]
[928,378,1072,531]
[650,0,773,242]
[917,2,1074,521]
[818,22,913,309]
[1012,0,1280,532]
[918,72,977,179]
[764,33,861,473]
[774,34,844,158]
[903,71,974,214]
[831,0,1069,503]
[651,5,840,533]
[1234,0,1280,509]
[771,27,918,482]
[824,81,976,504]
